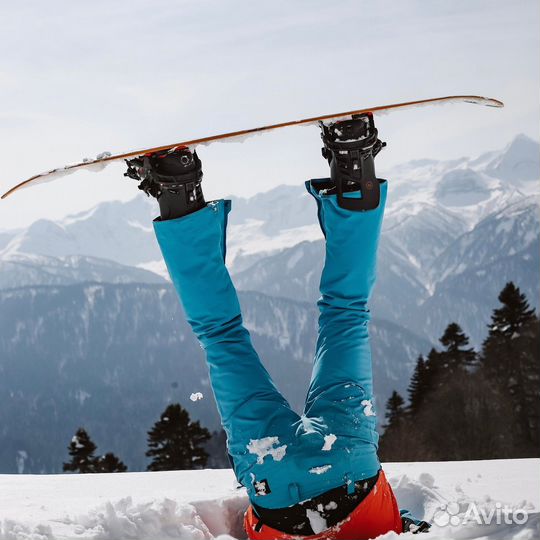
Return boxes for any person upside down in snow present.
[125,114,430,539]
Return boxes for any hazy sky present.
[0,0,538,230]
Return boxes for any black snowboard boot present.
[319,112,386,211]
[125,147,205,220]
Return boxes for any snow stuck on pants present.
[246,436,287,464]
[0,460,538,540]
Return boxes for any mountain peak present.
[485,134,540,183]
[509,133,538,145]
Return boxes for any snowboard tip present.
[467,96,504,108]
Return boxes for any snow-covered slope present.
[230,136,540,345]
[0,197,161,266]
[232,238,430,329]
[0,253,166,289]
[233,196,540,346]
[428,196,540,283]
[1,459,538,540]
[1,135,537,288]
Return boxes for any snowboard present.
[1,95,503,199]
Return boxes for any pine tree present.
[407,355,428,415]
[487,282,536,339]
[146,403,211,471]
[439,322,476,373]
[422,324,475,392]
[518,318,540,449]
[482,282,539,452]
[63,428,98,473]
[482,282,536,385]
[379,390,420,461]
[421,347,443,399]
[384,391,406,429]
[96,452,128,473]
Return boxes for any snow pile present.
[0,469,246,540]
[0,497,244,540]
[246,436,287,464]
[0,460,538,540]
[69,497,221,539]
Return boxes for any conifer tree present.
[482,282,536,384]
[407,355,428,415]
[421,347,443,398]
[63,428,98,473]
[439,322,476,373]
[384,391,406,429]
[96,452,128,473]
[487,282,536,339]
[422,323,475,393]
[146,403,211,471]
[482,282,539,451]
[518,318,540,449]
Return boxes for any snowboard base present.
[1,95,503,199]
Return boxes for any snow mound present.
[1,460,538,540]
[71,497,213,539]
[1,495,246,540]
[387,461,540,540]
[71,496,245,540]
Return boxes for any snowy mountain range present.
[0,134,538,473]
[0,285,429,473]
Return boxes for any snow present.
[127,220,154,233]
[253,480,268,496]
[15,451,28,475]
[74,389,91,406]
[137,260,171,281]
[298,415,326,435]
[285,246,304,270]
[190,392,204,402]
[305,508,328,534]
[361,399,376,417]
[309,464,332,475]
[226,223,323,266]
[71,435,84,449]
[0,460,537,540]
[246,436,287,465]
[12,150,118,196]
[321,434,337,452]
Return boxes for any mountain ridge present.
[0,282,430,473]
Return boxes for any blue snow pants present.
[153,179,387,510]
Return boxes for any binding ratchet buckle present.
[320,112,386,211]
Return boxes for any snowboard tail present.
[1,95,503,199]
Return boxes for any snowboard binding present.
[125,147,205,220]
[320,112,386,211]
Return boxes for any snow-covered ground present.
[1,459,538,540]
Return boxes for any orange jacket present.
[244,470,402,540]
